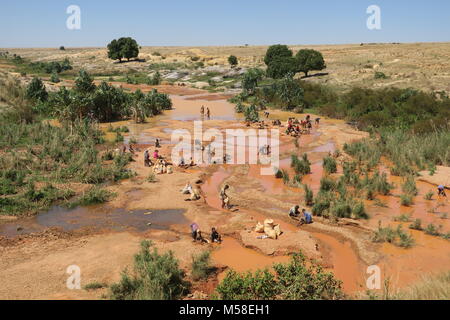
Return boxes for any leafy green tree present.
[130,89,172,123]
[264,44,293,66]
[92,81,130,122]
[107,37,140,62]
[74,69,96,94]
[120,37,140,61]
[274,74,304,110]
[295,49,326,77]
[244,105,259,122]
[107,39,122,62]
[242,68,264,95]
[26,77,48,102]
[228,55,238,67]
[266,56,298,79]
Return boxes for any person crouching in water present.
[301,209,313,225]
[289,205,301,220]
[211,227,222,243]
[220,184,231,209]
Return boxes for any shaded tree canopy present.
[266,56,298,79]
[295,49,326,77]
[264,44,293,66]
[107,37,140,62]
[228,55,238,67]
[26,77,48,102]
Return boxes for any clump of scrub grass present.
[392,271,450,300]
[400,194,413,206]
[109,240,189,300]
[67,187,115,209]
[372,222,415,248]
[424,191,434,200]
[424,223,442,236]
[291,154,311,175]
[84,282,108,291]
[402,175,418,196]
[303,184,314,206]
[281,169,290,185]
[393,213,412,222]
[191,251,215,281]
[409,219,423,231]
[323,155,337,174]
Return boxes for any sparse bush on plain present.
[110,240,189,300]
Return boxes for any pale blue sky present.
[1,0,449,47]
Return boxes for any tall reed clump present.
[391,271,450,300]
[402,175,418,196]
[372,222,415,248]
[281,169,290,185]
[343,140,381,170]
[291,154,311,175]
[109,240,189,300]
[343,128,450,177]
[312,179,368,220]
[323,155,337,174]
[303,184,314,206]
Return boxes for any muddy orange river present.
[3,84,449,296]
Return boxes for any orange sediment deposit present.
[311,232,365,293]
[212,236,291,282]
[378,228,450,289]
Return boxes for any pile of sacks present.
[254,219,282,240]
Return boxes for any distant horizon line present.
[2,40,450,50]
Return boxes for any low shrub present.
[110,240,189,300]
[323,155,337,174]
[215,253,344,300]
[67,187,115,209]
[409,219,423,231]
[400,194,413,206]
[191,251,214,281]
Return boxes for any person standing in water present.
[200,105,205,117]
[206,107,210,119]
[438,185,447,198]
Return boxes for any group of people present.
[144,148,175,175]
[200,105,211,119]
[178,157,196,169]
[286,115,319,137]
[190,222,222,244]
[289,205,313,225]
[259,144,272,156]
